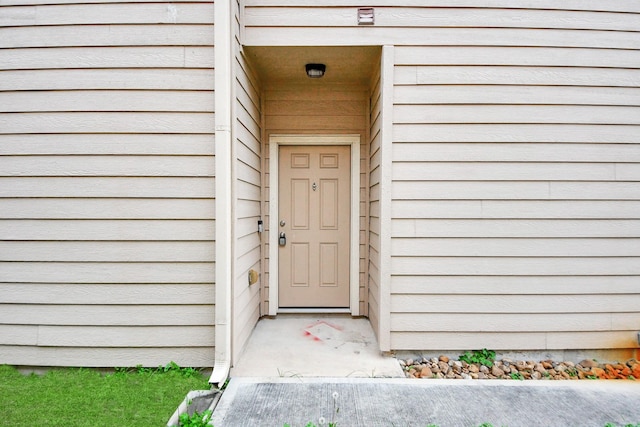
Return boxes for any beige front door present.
[278,145,351,307]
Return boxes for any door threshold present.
[278,308,351,314]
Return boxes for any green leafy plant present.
[179,409,212,427]
[459,349,496,367]
[162,361,201,378]
[116,361,202,378]
[510,372,524,381]
[135,364,153,374]
[284,423,319,427]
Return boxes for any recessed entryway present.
[236,46,383,360]
[230,314,403,377]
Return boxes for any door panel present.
[279,145,350,307]
[291,179,309,229]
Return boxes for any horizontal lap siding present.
[233,0,262,362]
[244,1,640,352]
[388,7,640,351]
[368,65,382,337]
[0,0,216,367]
[243,3,640,46]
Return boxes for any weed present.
[346,369,377,378]
[113,366,129,377]
[178,409,212,427]
[135,364,153,374]
[459,349,496,367]
[162,361,201,378]
[283,391,339,427]
[115,361,202,378]
[163,361,182,372]
[284,423,319,427]
[509,372,524,381]
[328,391,340,426]
[277,368,302,378]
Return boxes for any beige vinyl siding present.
[0,0,215,367]
[232,0,262,361]
[243,1,640,353]
[389,9,640,350]
[368,63,382,338]
[262,84,370,313]
[243,3,640,46]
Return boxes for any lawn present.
[0,363,210,427]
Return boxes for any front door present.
[278,145,350,307]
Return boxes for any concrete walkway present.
[231,315,404,378]
[211,316,640,426]
[212,377,640,427]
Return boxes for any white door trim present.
[269,134,360,316]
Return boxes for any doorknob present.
[279,232,286,246]
[280,220,286,227]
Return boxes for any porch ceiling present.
[243,46,380,86]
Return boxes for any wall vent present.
[357,8,374,25]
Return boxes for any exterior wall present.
[368,65,382,338]
[0,0,216,366]
[262,83,370,314]
[244,1,640,353]
[232,0,262,362]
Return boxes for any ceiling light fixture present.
[305,63,326,78]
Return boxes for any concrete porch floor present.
[230,314,404,378]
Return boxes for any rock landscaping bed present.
[400,353,640,380]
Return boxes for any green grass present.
[0,363,210,427]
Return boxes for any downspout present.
[209,0,233,387]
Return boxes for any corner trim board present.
[210,0,233,386]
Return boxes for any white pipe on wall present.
[209,0,233,387]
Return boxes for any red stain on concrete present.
[304,320,343,331]
[302,320,344,343]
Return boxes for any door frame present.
[268,134,360,316]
